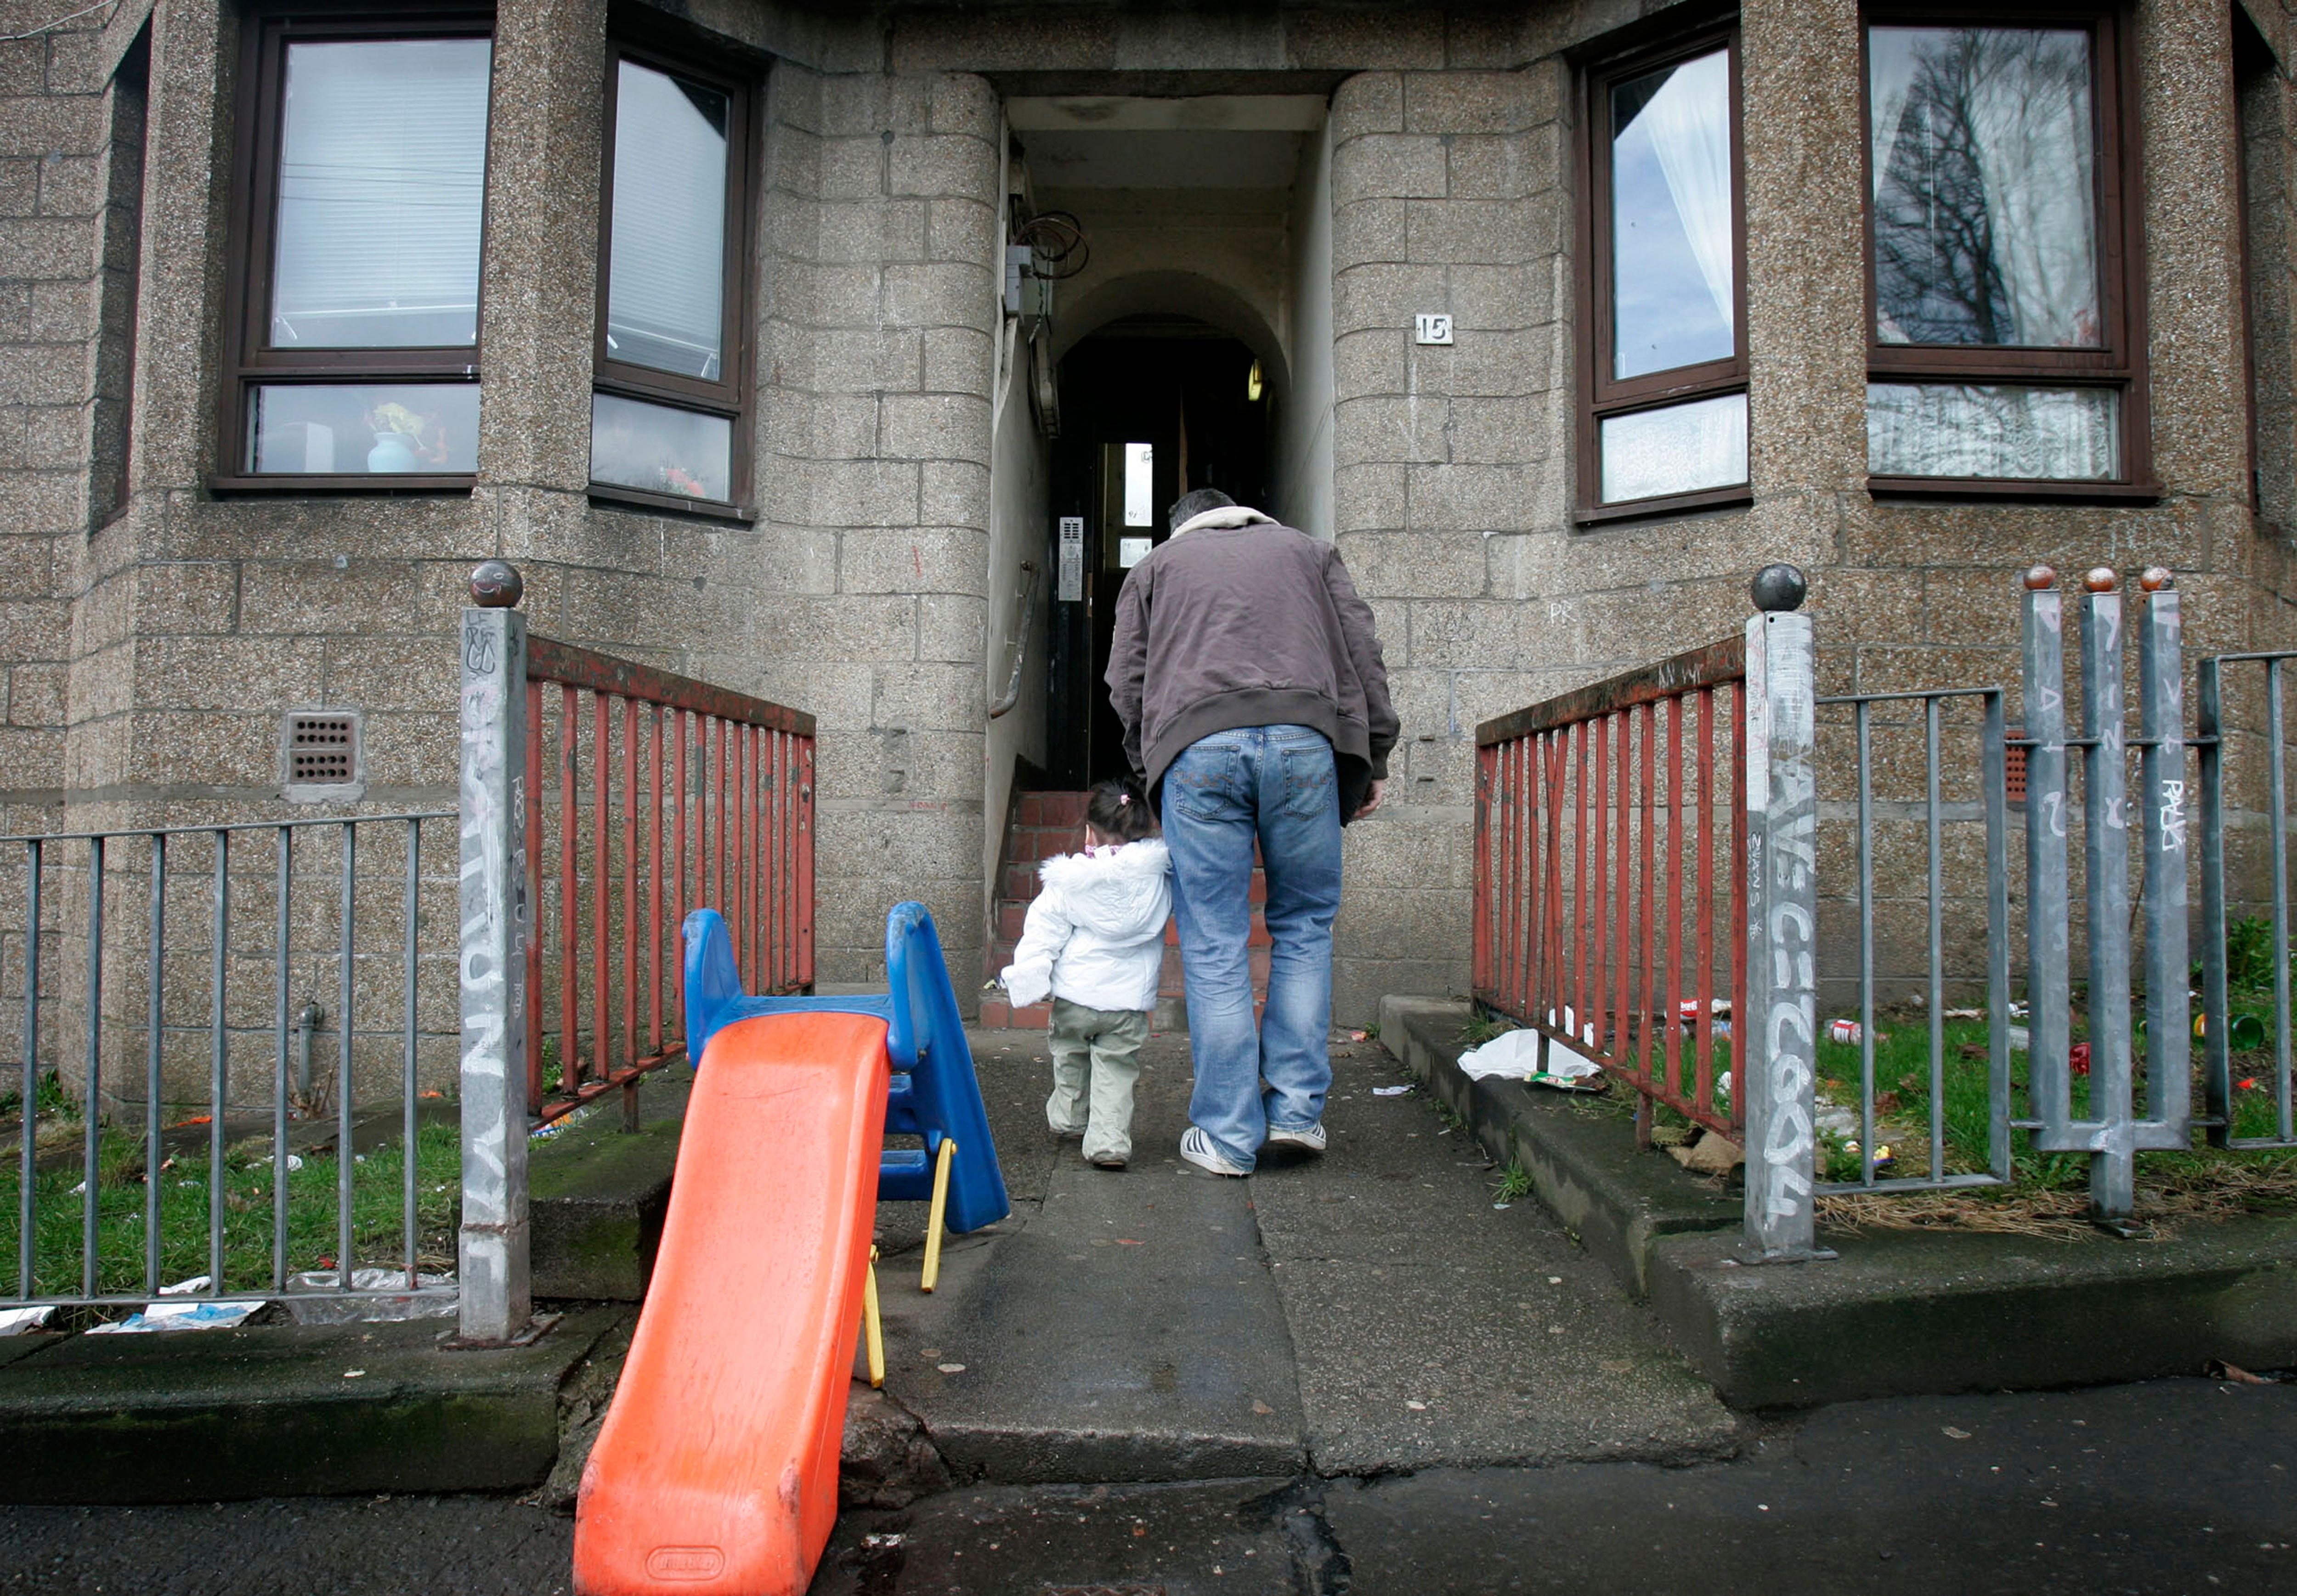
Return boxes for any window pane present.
[271,39,491,349]
[1123,443,1153,526]
[606,59,730,380]
[590,393,732,500]
[248,383,479,474]
[1869,27,2099,348]
[1867,383,2120,478]
[1599,392,1748,504]
[1611,48,1736,380]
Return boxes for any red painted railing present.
[1473,638,1748,1141]
[522,637,814,1124]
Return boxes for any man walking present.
[1107,488,1398,1176]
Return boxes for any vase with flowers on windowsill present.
[363,401,449,473]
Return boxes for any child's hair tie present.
[1119,794,1131,806]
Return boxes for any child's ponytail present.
[1085,776,1157,843]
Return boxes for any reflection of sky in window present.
[1611,54,1735,380]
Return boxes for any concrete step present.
[1378,994,2297,1410]
[527,1068,694,1301]
[0,1306,627,1503]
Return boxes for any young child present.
[998,778,1171,1170]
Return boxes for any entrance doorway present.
[1043,319,1271,787]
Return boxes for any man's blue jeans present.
[1160,725,1342,1171]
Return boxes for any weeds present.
[0,1119,460,1298]
[1492,1162,1532,1204]
[1459,1007,1513,1049]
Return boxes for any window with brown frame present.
[1578,27,1749,522]
[1862,7,2152,495]
[215,11,494,489]
[588,38,755,516]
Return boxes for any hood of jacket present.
[1171,505,1277,536]
[1036,838,1171,943]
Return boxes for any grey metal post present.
[2135,570,2190,1144]
[2021,569,2073,1141]
[457,561,532,1343]
[2198,654,2231,1145]
[2079,569,2135,1225]
[1740,564,1830,1263]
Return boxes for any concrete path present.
[4,1377,2288,1593]
[808,1377,2297,1596]
[866,1029,1738,1482]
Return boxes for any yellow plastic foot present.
[920,1137,956,1294]
[862,1244,885,1388]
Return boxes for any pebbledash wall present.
[2,0,2294,1027]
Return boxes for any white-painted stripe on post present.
[458,604,532,1343]
[1741,608,1823,1262]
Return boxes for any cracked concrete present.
[860,1029,1738,1487]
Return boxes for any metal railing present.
[456,560,816,1342]
[1473,637,1749,1142]
[1476,559,2297,1248]
[521,635,816,1127]
[1810,685,2013,1194]
[1475,566,1826,1260]
[4,813,453,1311]
[2009,567,2194,1226]
[2199,646,2297,1149]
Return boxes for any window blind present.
[270,38,492,350]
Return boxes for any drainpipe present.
[988,561,1041,720]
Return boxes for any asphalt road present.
[4,1376,2290,1595]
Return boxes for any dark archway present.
[1043,317,1273,787]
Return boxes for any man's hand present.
[1356,778,1386,818]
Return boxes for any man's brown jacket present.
[1105,507,1397,822]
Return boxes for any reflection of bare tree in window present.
[1872,28,2096,348]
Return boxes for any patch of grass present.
[1491,1162,1532,1204]
[1458,1003,1522,1049]
[0,1119,459,1299]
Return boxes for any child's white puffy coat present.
[999,839,1172,1012]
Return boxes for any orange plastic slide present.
[572,1010,891,1596]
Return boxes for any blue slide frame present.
[681,902,1010,1234]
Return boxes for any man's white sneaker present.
[1266,1122,1327,1153]
[1179,1125,1250,1177]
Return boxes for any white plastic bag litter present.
[0,1305,52,1336]
[1457,1029,1604,1088]
[284,1268,456,1324]
[85,1275,266,1334]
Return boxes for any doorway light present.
[1246,360,1263,401]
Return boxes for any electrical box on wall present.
[1005,244,1054,323]
[1058,515,1084,601]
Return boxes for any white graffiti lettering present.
[2159,778,2188,853]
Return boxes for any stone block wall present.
[0,0,2290,1047]
[744,61,1001,987]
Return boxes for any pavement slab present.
[871,1038,1305,1482]
[1249,1038,1741,1473]
[1319,1377,2297,1595]
[868,1030,1737,1484]
[809,1476,1308,1596]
